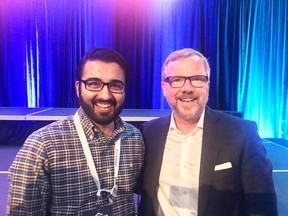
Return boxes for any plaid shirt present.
[7,107,145,216]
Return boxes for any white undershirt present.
[157,110,205,216]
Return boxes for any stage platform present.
[0,107,173,121]
[0,107,172,146]
[0,106,243,121]
[0,107,242,146]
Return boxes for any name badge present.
[83,204,113,216]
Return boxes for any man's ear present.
[75,81,80,97]
[161,81,167,97]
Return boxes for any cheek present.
[80,90,96,102]
[120,95,125,103]
[161,82,168,97]
[162,85,174,98]
[204,86,209,97]
[165,89,180,103]
[115,94,125,105]
[199,87,209,102]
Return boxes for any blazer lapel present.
[198,107,223,215]
[150,116,171,190]
[140,115,171,215]
[143,115,171,195]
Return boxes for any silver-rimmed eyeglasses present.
[163,75,208,88]
[79,78,126,94]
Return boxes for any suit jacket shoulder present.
[141,115,171,136]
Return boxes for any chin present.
[179,107,201,120]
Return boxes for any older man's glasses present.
[163,75,208,88]
[79,79,126,94]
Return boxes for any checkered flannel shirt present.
[7,107,145,215]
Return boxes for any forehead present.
[82,60,125,81]
[165,55,206,76]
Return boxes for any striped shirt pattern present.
[7,107,145,215]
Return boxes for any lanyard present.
[73,112,121,199]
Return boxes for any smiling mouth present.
[179,98,196,102]
[95,102,113,108]
[93,98,115,109]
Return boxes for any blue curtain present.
[0,0,287,138]
[238,1,288,138]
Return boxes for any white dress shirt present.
[157,110,205,216]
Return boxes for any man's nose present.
[98,84,113,99]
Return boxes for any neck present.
[94,122,115,139]
[174,115,200,135]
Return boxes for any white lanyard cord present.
[73,112,121,198]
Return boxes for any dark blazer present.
[138,106,277,216]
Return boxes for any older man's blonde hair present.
[161,48,211,80]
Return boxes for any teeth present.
[181,99,193,102]
[96,103,111,108]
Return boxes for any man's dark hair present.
[76,48,131,84]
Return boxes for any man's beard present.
[78,95,123,126]
[173,94,208,122]
[174,103,203,121]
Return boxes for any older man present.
[138,48,277,216]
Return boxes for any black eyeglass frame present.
[79,79,126,94]
[163,75,209,88]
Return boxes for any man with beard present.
[7,48,145,216]
[138,48,277,216]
